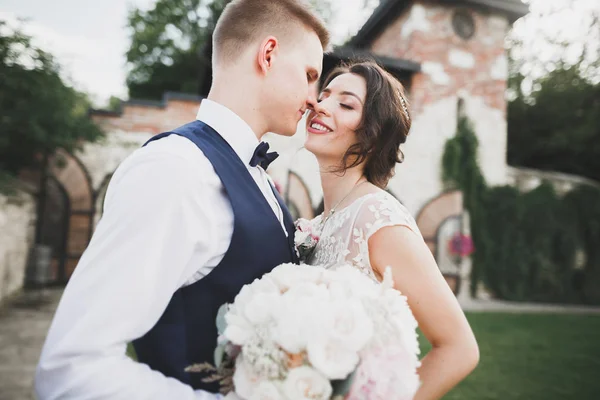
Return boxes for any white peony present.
[249,275,280,295]
[243,291,281,326]
[219,262,420,400]
[272,283,330,353]
[282,366,332,400]
[249,381,283,400]
[306,335,360,380]
[323,299,374,352]
[268,264,325,291]
[224,311,254,345]
[330,265,380,298]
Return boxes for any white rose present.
[295,218,313,234]
[250,381,283,400]
[283,366,332,400]
[233,355,262,400]
[294,230,310,246]
[325,299,374,352]
[306,335,360,380]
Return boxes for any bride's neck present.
[319,162,366,215]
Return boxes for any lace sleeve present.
[344,192,422,279]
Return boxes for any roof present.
[328,46,421,73]
[350,0,529,48]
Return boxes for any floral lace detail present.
[305,191,422,281]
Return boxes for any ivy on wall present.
[442,114,600,304]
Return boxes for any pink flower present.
[294,219,320,262]
[296,218,313,233]
[448,233,475,258]
[347,346,420,400]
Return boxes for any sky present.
[0,0,377,106]
[0,0,597,107]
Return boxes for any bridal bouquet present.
[190,263,421,399]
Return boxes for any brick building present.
[36,0,528,294]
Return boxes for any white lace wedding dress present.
[306,191,423,281]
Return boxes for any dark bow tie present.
[249,142,279,169]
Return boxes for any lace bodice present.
[305,191,422,281]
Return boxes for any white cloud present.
[0,9,128,106]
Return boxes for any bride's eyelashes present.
[316,97,353,110]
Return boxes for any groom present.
[34,1,328,399]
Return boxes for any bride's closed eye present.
[340,103,353,110]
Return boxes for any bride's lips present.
[307,117,333,134]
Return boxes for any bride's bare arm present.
[369,225,479,400]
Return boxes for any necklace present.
[320,178,367,229]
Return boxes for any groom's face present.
[263,30,323,137]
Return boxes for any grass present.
[419,312,600,400]
[126,312,599,399]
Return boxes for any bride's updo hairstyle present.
[323,60,412,189]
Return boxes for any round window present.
[452,9,475,40]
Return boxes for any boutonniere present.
[294,218,320,263]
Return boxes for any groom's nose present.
[306,86,318,110]
[306,95,317,112]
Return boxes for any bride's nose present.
[306,97,331,117]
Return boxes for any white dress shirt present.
[35,99,286,399]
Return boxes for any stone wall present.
[369,2,511,215]
[93,97,200,137]
[0,190,36,303]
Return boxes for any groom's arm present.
[35,147,224,399]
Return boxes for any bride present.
[302,60,479,399]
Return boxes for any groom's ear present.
[257,36,279,75]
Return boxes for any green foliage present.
[508,65,600,182]
[563,186,600,304]
[126,0,219,99]
[442,114,600,304]
[125,0,334,100]
[441,115,488,295]
[107,96,124,112]
[0,21,103,186]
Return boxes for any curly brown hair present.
[323,60,412,188]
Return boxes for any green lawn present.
[419,312,600,400]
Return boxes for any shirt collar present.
[196,99,259,166]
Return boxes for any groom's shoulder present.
[135,132,210,166]
[114,132,215,181]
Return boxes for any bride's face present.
[304,73,366,162]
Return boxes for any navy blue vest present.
[133,120,298,392]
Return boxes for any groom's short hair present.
[213,0,329,65]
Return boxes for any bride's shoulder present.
[354,190,421,236]
[355,190,408,216]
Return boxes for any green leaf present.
[214,343,225,368]
[215,303,228,335]
[331,369,357,397]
